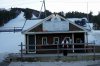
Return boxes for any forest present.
[0,8,100,27]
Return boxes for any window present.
[62,37,71,44]
[42,37,47,45]
[53,37,59,44]
[76,38,83,43]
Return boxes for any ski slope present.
[0,12,41,53]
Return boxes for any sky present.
[0,0,100,15]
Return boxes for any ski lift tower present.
[38,0,47,18]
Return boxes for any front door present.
[28,35,36,53]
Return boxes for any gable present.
[29,24,43,32]
[23,14,87,34]
[69,23,83,31]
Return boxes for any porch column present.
[85,32,88,43]
[35,34,36,53]
[27,35,29,53]
[25,34,28,54]
[84,32,88,52]
[72,33,74,53]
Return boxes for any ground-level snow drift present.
[0,32,24,53]
[0,53,8,63]
[88,30,100,46]
[8,60,100,66]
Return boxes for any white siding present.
[43,21,69,31]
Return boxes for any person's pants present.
[63,50,67,56]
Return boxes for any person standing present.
[62,38,69,56]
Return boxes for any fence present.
[18,42,96,61]
[0,27,22,32]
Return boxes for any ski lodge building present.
[22,13,92,54]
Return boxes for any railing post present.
[84,43,86,53]
[21,42,23,62]
[93,41,95,61]
[57,43,59,57]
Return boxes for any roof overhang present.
[23,31,87,35]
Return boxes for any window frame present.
[53,37,59,44]
[42,37,48,45]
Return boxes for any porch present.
[25,32,89,54]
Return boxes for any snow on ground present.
[0,53,8,63]
[89,30,100,45]
[0,32,24,53]
[9,60,100,66]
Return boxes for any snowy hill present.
[0,12,41,53]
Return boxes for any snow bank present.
[0,32,24,53]
[88,30,100,45]
[0,53,8,62]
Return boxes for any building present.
[22,13,91,54]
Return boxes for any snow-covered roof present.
[23,14,88,34]
[67,18,88,22]
[22,19,42,31]
[67,18,92,30]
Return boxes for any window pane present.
[54,37,59,44]
[42,37,47,45]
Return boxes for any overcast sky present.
[0,0,100,15]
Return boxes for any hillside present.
[0,12,42,53]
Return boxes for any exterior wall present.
[74,33,85,53]
[69,23,83,31]
[36,33,72,45]
[29,24,43,32]
[36,33,72,54]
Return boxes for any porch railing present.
[19,42,96,61]
[19,42,95,52]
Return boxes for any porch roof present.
[23,31,86,34]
